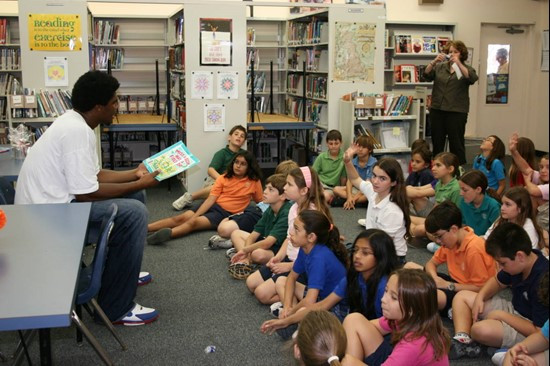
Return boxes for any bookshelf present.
[0,15,20,141]
[340,96,420,176]
[384,22,455,140]
[89,13,175,167]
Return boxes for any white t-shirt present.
[15,110,100,204]
[360,180,407,256]
[484,218,540,249]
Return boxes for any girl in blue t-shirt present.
[473,135,506,197]
[260,229,400,339]
[270,210,348,336]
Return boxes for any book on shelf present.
[384,50,392,69]
[0,18,11,45]
[395,34,411,54]
[422,36,437,54]
[417,65,428,82]
[1,48,21,70]
[143,141,200,181]
[411,35,423,54]
[0,73,21,95]
[399,64,417,83]
[247,71,266,93]
[246,48,260,70]
[91,47,124,70]
[174,17,184,44]
[247,27,255,46]
[437,36,450,53]
[94,20,119,45]
[393,65,401,83]
[354,123,382,149]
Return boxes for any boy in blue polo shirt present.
[449,222,549,360]
[312,129,347,204]
[333,135,377,209]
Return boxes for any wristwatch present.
[447,283,456,291]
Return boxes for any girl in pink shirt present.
[343,269,450,366]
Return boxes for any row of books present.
[0,19,12,44]
[288,19,328,45]
[247,71,266,93]
[0,123,7,144]
[168,47,185,71]
[246,48,260,70]
[0,48,20,70]
[393,64,428,83]
[0,73,21,95]
[288,48,328,72]
[170,73,185,100]
[93,20,120,45]
[117,95,165,114]
[285,97,325,124]
[174,17,184,44]
[11,89,72,119]
[394,34,450,55]
[351,93,414,117]
[287,74,327,100]
[249,96,270,114]
[0,99,6,120]
[172,98,186,130]
[91,48,124,70]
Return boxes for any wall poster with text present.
[200,18,232,66]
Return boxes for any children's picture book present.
[395,34,411,54]
[411,35,423,54]
[422,36,437,54]
[393,65,401,82]
[400,64,417,83]
[143,141,200,181]
[437,36,450,53]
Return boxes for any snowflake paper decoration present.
[208,109,222,124]
[220,77,235,92]
[195,76,210,92]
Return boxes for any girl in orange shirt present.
[147,151,263,245]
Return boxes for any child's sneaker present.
[225,248,237,259]
[276,323,298,340]
[269,302,283,318]
[208,235,232,249]
[357,218,366,227]
[449,338,482,360]
[490,348,508,366]
[113,303,158,326]
[227,262,258,280]
[426,242,440,253]
[172,192,193,211]
[137,271,152,286]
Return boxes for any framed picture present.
[200,18,232,66]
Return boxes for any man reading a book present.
[15,70,161,326]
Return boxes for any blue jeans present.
[86,190,148,321]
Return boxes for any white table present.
[0,203,91,364]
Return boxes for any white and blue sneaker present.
[113,303,159,326]
[270,301,283,318]
[138,271,152,286]
[426,242,441,253]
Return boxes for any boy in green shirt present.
[312,129,347,204]
[225,174,291,279]
[172,125,247,210]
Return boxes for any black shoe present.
[330,197,345,207]
[276,323,298,340]
[449,339,482,360]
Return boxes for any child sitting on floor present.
[312,130,347,204]
[147,151,263,245]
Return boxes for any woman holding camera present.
[424,40,478,166]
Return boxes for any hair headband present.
[300,166,312,188]
[327,355,339,364]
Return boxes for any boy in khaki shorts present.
[449,222,549,360]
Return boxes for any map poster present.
[217,71,239,99]
[191,71,214,99]
[143,141,200,181]
[204,103,225,132]
[200,18,232,66]
[334,22,376,83]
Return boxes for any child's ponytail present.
[298,210,349,269]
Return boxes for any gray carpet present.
[0,180,494,365]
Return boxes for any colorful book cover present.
[143,141,200,181]
[394,34,412,54]
[437,36,450,53]
[411,35,423,54]
[400,64,416,83]
[422,36,437,53]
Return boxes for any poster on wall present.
[191,71,214,99]
[333,22,376,83]
[44,57,69,86]
[217,71,238,99]
[204,103,225,132]
[28,14,82,51]
[200,18,232,66]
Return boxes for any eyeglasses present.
[233,160,248,167]
[429,230,449,243]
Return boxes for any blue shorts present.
[437,272,457,315]
[364,335,393,366]
[227,206,262,233]
[202,203,232,228]
[258,257,307,285]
